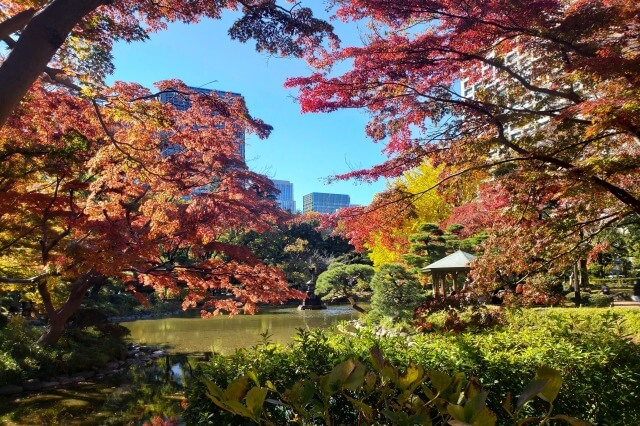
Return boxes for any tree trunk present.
[0,0,106,129]
[36,271,103,346]
[37,314,70,346]
[580,258,589,289]
[573,261,581,304]
[347,296,367,314]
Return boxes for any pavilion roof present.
[422,250,476,271]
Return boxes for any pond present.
[122,305,358,354]
[0,305,359,425]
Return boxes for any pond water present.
[0,305,359,425]
[122,305,358,354]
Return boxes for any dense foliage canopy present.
[0,0,334,344]
[289,0,640,287]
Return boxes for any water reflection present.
[122,306,358,355]
[0,354,193,425]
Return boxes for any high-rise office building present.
[159,87,245,160]
[271,179,296,213]
[302,192,351,214]
[460,50,559,158]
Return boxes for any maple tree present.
[0,1,336,345]
[0,80,309,345]
[289,0,640,286]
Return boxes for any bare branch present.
[0,273,48,284]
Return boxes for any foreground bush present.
[0,316,129,386]
[184,309,640,424]
[205,349,582,425]
[402,309,640,424]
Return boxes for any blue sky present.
[109,9,389,209]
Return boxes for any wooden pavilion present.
[422,250,476,295]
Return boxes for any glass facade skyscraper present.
[272,179,295,213]
[158,87,245,160]
[302,192,351,214]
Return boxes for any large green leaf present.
[465,378,484,401]
[203,379,225,400]
[429,370,453,393]
[535,366,563,403]
[447,404,467,422]
[447,406,495,426]
[464,390,488,415]
[371,346,398,381]
[246,370,260,387]
[470,407,497,426]
[225,377,250,402]
[371,346,385,372]
[517,366,563,409]
[245,386,268,420]
[397,363,425,391]
[343,360,366,391]
[320,358,365,395]
[364,371,377,392]
[221,400,253,419]
[516,379,548,410]
[284,379,316,406]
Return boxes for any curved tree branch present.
[0,8,36,40]
[0,0,107,129]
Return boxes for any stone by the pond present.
[129,359,147,367]
[58,376,74,385]
[0,385,23,395]
[74,371,95,378]
[105,361,120,370]
[22,379,42,391]
[150,350,164,358]
[40,381,60,388]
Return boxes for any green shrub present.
[0,313,8,329]
[589,294,614,307]
[183,329,348,425]
[369,263,427,322]
[413,294,505,333]
[205,349,579,426]
[185,309,640,425]
[0,317,129,386]
[0,352,22,384]
[564,291,590,305]
[404,309,640,423]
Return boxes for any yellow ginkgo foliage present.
[363,161,451,268]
